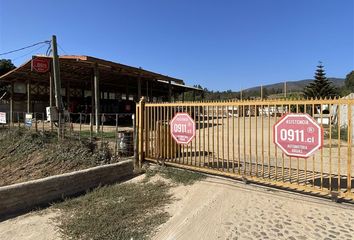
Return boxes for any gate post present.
[137,97,146,169]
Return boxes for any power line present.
[12,44,47,61]
[57,43,67,55]
[0,40,50,56]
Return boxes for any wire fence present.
[0,111,135,158]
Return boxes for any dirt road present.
[1,175,354,240]
[153,176,354,240]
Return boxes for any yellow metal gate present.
[137,98,354,201]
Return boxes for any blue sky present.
[0,0,353,91]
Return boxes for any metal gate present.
[136,97,354,201]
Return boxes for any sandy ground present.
[2,174,354,240]
[0,209,61,240]
[153,176,354,240]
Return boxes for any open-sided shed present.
[0,55,202,115]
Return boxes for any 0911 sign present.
[279,129,315,143]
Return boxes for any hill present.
[243,78,345,94]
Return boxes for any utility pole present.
[51,35,62,111]
[284,82,287,98]
[51,35,63,138]
[261,85,263,100]
[240,88,243,101]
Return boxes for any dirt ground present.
[1,174,354,240]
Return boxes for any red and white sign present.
[273,113,323,158]
[31,57,50,73]
[170,112,196,144]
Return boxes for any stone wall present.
[0,159,133,219]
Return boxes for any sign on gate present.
[273,113,323,158]
[0,112,6,124]
[170,112,196,144]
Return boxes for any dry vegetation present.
[0,128,117,186]
[54,166,206,240]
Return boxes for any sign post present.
[273,113,323,158]
[170,113,196,144]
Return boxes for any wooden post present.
[27,80,31,113]
[49,72,54,131]
[138,97,145,169]
[94,64,100,133]
[168,80,172,102]
[146,80,149,101]
[10,81,13,126]
[67,79,70,110]
[137,76,142,101]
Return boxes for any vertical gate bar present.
[150,107,153,158]
[232,104,235,173]
[337,103,341,191]
[289,103,292,183]
[297,103,300,185]
[261,104,264,178]
[167,106,171,161]
[249,104,252,176]
[320,103,324,189]
[202,105,206,168]
[281,103,285,182]
[268,104,271,179]
[199,106,202,167]
[190,106,193,165]
[154,107,157,159]
[238,104,241,174]
[329,103,332,191]
[347,102,352,193]
[222,105,225,171]
[212,105,215,169]
[227,104,230,172]
[189,106,192,165]
[207,105,210,168]
[274,105,278,181]
[243,104,246,174]
[192,105,196,166]
[255,103,258,177]
[182,106,185,164]
[165,106,168,161]
[312,102,315,188]
[217,105,220,170]
[304,103,308,185]
[158,106,161,160]
[145,107,149,159]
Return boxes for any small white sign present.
[0,112,6,124]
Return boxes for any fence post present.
[137,97,145,169]
[115,114,118,156]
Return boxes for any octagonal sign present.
[273,113,323,158]
[170,112,196,144]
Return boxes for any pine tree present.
[303,62,338,99]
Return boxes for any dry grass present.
[54,166,206,240]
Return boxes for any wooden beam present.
[27,80,31,113]
[94,64,100,133]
